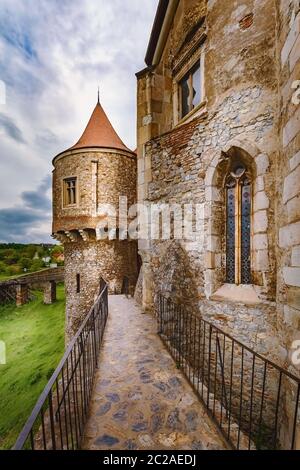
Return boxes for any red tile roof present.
[70,101,133,154]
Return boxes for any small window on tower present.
[63,177,77,206]
[179,61,201,119]
[76,273,80,293]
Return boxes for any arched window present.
[225,162,251,284]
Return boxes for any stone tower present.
[52,97,137,340]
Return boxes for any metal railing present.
[157,294,300,450]
[13,279,108,450]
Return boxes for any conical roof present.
[69,100,133,154]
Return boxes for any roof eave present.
[52,145,136,166]
[145,0,179,67]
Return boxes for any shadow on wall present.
[152,241,200,312]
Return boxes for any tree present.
[0,261,7,273]
[30,259,44,272]
[51,245,64,256]
[6,264,21,276]
[19,257,32,270]
[25,245,37,259]
[5,254,18,266]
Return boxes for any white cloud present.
[0,0,158,242]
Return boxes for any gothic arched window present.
[225,162,251,285]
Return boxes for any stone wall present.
[43,281,56,305]
[64,239,137,340]
[53,148,136,233]
[276,0,300,361]
[53,146,137,341]
[137,0,280,352]
[16,284,28,307]
[136,0,300,448]
[275,0,300,449]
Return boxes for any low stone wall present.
[0,268,64,306]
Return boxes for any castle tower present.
[52,97,137,340]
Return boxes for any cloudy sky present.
[0,0,158,243]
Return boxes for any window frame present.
[179,61,201,119]
[63,176,78,208]
[173,49,206,126]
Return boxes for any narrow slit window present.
[63,177,77,206]
[76,273,80,293]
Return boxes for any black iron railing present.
[157,294,300,450]
[13,279,108,450]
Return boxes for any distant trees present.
[0,244,64,278]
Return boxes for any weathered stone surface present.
[284,305,300,327]
[43,281,56,305]
[255,154,269,176]
[287,286,300,310]
[283,106,300,148]
[281,12,300,66]
[290,33,300,71]
[15,284,28,307]
[283,164,300,204]
[64,239,137,340]
[292,246,300,266]
[253,234,268,251]
[253,210,268,233]
[283,267,300,287]
[254,176,265,193]
[253,191,269,211]
[52,145,138,341]
[279,222,300,248]
[287,196,300,223]
[253,249,269,271]
[290,150,300,172]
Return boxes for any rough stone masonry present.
[136,0,300,448]
[52,101,138,340]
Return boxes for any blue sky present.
[0,0,158,243]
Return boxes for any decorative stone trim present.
[79,230,90,242]
[204,140,271,296]
[65,231,80,243]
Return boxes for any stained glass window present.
[225,164,251,284]
[241,177,251,284]
[226,178,236,284]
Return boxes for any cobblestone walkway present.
[83,296,227,450]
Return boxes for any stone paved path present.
[83,296,227,450]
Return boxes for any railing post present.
[291,384,300,450]
[207,324,212,408]
[216,335,229,413]
[48,391,56,450]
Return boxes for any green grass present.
[0,284,65,449]
[0,273,19,281]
